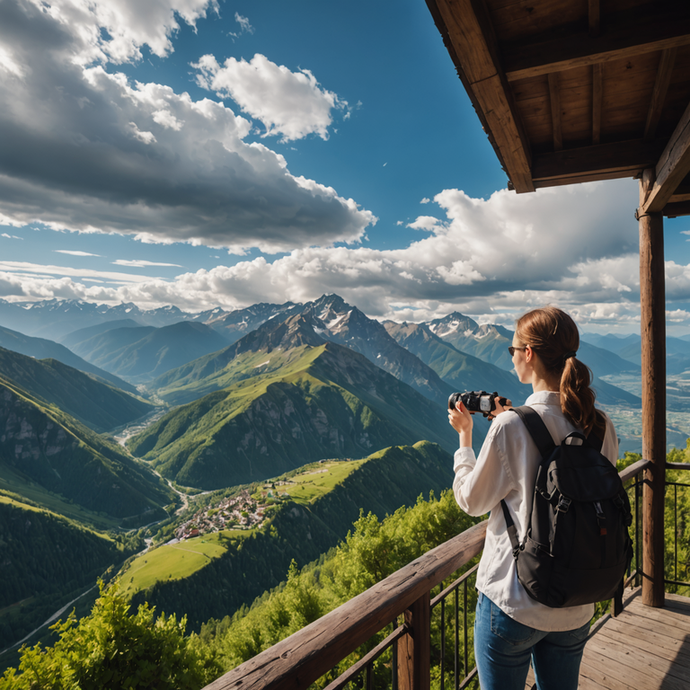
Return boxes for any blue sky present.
[1,0,689,334]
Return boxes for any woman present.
[448,306,618,690]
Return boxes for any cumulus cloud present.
[193,53,347,141]
[0,0,374,254]
[3,179,688,331]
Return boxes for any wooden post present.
[638,171,666,608]
[397,592,431,690]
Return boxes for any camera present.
[448,391,508,417]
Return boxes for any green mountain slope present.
[0,347,152,433]
[0,377,174,521]
[0,325,137,394]
[384,321,530,404]
[0,496,133,652]
[129,342,457,490]
[126,441,454,631]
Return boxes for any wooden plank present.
[533,167,644,189]
[602,618,690,666]
[593,63,603,144]
[589,0,601,37]
[592,632,690,687]
[642,99,690,213]
[532,138,665,182]
[580,649,652,690]
[548,72,563,150]
[428,0,534,192]
[503,5,690,81]
[645,48,677,139]
[203,521,487,690]
[664,200,690,217]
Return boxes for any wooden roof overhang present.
[424,0,690,218]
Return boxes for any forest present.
[2,444,689,690]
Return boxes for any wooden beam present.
[592,63,603,145]
[644,48,677,140]
[589,0,601,37]
[548,73,563,151]
[397,593,431,690]
[638,176,666,609]
[426,0,534,192]
[664,200,690,217]
[641,100,690,214]
[532,138,665,183]
[504,5,690,81]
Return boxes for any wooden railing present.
[203,459,657,690]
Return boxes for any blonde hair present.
[516,306,601,434]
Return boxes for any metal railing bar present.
[454,587,459,690]
[322,624,408,690]
[463,577,469,682]
[431,564,480,609]
[440,597,446,690]
[663,579,690,588]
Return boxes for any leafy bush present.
[0,583,221,690]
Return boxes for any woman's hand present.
[487,397,512,420]
[448,400,473,448]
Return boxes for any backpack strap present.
[500,406,554,556]
[512,406,556,457]
[500,499,521,557]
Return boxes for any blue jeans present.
[474,593,590,690]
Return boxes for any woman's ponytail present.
[516,306,602,434]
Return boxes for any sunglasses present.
[508,346,527,356]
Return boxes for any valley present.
[0,293,688,674]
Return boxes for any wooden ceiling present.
[425,0,690,217]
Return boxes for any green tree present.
[0,583,221,690]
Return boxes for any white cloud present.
[113,259,183,267]
[3,180,689,332]
[193,53,347,141]
[54,250,100,256]
[2,232,22,240]
[0,0,374,255]
[234,13,254,35]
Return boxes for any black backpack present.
[500,406,633,608]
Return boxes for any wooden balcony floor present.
[523,590,690,689]
[579,590,690,690]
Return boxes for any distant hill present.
[59,318,143,349]
[129,336,458,490]
[583,333,690,374]
[0,376,174,521]
[0,325,138,394]
[0,299,193,339]
[383,320,530,404]
[0,347,152,433]
[68,321,230,383]
[126,441,455,631]
[576,341,640,378]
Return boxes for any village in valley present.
[173,483,291,541]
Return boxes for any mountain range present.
[0,292,685,665]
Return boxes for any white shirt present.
[453,390,618,631]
